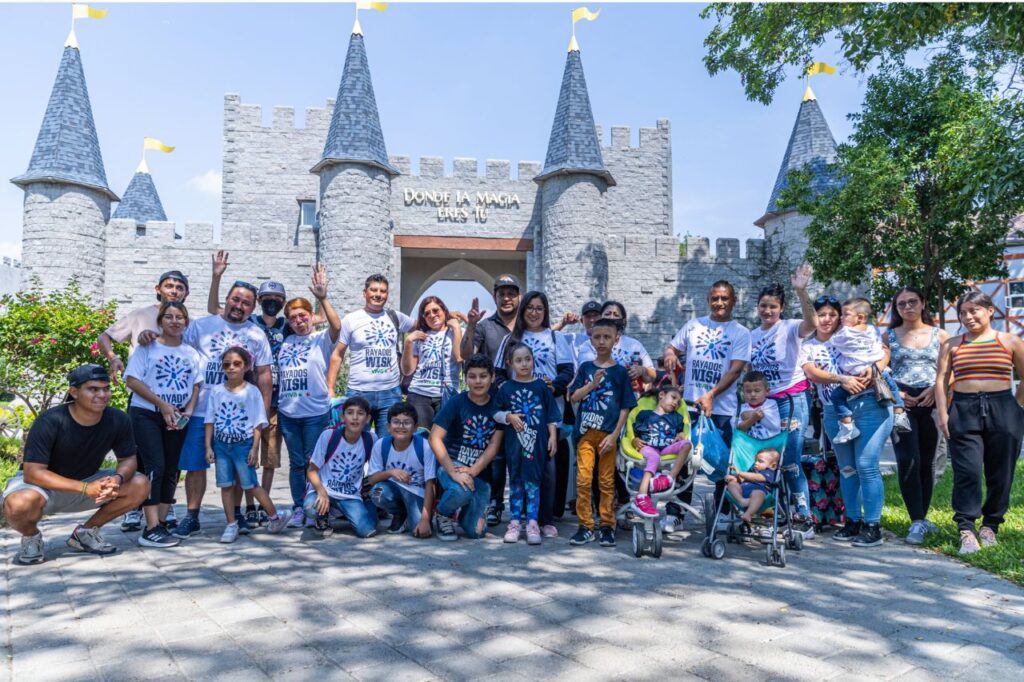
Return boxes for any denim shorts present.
[214,438,259,489]
[178,417,210,472]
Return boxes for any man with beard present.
[97,269,190,532]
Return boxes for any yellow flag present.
[72,4,107,20]
[806,62,837,77]
[572,7,600,24]
[144,138,175,153]
[356,1,387,11]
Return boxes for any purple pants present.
[640,440,690,474]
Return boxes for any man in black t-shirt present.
[2,365,148,565]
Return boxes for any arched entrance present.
[396,236,531,314]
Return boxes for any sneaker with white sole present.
[660,514,681,534]
[631,495,658,518]
[833,421,859,444]
[905,520,927,545]
[922,519,938,534]
[526,520,542,545]
[138,525,181,548]
[893,411,912,433]
[266,509,292,534]
[287,507,305,529]
[541,524,558,538]
[15,532,44,565]
[979,526,997,547]
[67,526,117,555]
[119,509,143,532]
[433,513,458,541]
[171,514,200,537]
[503,520,522,543]
[220,523,240,543]
[958,530,980,555]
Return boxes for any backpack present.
[380,434,427,469]
[322,426,375,467]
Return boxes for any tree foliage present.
[701,2,1024,105]
[0,279,128,417]
[779,55,1024,314]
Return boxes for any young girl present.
[205,347,292,542]
[629,385,691,518]
[494,343,561,544]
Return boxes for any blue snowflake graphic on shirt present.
[509,388,542,428]
[387,458,424,489]
[207,330,242,358]
[582,376,613,413]
[279,340,312,369]
[463,414,494,450]
[644,419,677,449]
[325,453,363,497]
[365,320,395,348]
[611,346,635,369]
[421,334,448,364]
[751,338,777,369]
[523,336,554,378]
[214,400,250,443]
[695,327,730,361]
[155,355,192,392]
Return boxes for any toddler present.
[732,371,782,440]
[725,447,781,523]
[629,385,691,518]
[830,299,910,444]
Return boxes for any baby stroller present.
[616,396,697,558]
[696,406,804,567]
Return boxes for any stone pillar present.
[317,162,393,315]
[20,182,109,301]
[540,173,609,318]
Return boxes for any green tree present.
[0,279,128,418]
[779,55,1024,313]
[701,3,1024,105]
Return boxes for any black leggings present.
[129,406,187,507]
[892,384,940,521]
[541,438,571,524]
[407,392,441,430]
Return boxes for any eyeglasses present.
[390,420,415,428]
[896,299,921,309]
[232,280,258,297]
[814,294,841,309]
[525,306,546,313]
[222,360,245,368]
[423,308,444,316]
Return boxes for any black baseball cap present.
[493,274,521,292]
[158,270,190,291]
[581,301,602,315]
[68,364,110,387]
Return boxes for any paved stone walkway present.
[3,478,1022,681]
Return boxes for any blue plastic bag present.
[694,415,731,482]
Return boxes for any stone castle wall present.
[0,257,22,299]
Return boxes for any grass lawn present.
[882,459,1024,586]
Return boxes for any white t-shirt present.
[104,304,159,355]
[566,331,593,371]
[830,326,884,375]
[494,329,575,381]
[732,400,782,440]
[124,340,204,412]
[367,436,437,499]
[204,383,268,444]
[750,319,811,394]
[408,328,459,399]
[309,429,377,501]
[339,309,415,392]
[277,329,338,419]
[571,335,654,374]
[184,315,273,416]
[671,317,751,416]
[798,336,840,407]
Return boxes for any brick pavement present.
[2,478,1022,681]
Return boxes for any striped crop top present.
[950,335,1014,382]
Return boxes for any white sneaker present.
[660,514,680,534]
[15,532,44,565]
[893,411,912,433]
[119,509,143,532]
[287,507,305,528]
[266,510,292,534]
[833,421,860,444]
[220,523,240,543]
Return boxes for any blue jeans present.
[213,438,259,489]
[301,491,378,537]
[436,469,491,538]
[824,393,892,524]
[775,391,811,516]
[343,387,403,437]
[280,411,331,510]
[832,371,903,419]
[371,480,425,531]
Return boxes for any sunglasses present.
[232,280,258,297]
[222,360,246,368]
[814,294,841,309]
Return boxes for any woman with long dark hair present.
[935,291,1024,555]
[494,291,574,536]
[402,295,463,426]
[883,287,949,544]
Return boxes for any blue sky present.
[0,2,868,313]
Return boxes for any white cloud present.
[188,169,222,196]
[0,241,22,261]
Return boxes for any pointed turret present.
[313,27,398,313]
[112,165,167,225]
[754,93,838,227]
[535,43,613,315]
[535,49,614,186]
[13,43,113,301]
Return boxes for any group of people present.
[3,251,1021,564]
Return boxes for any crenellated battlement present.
[106,219,316,251]
[596,119,671,152]
[610,234,765,264]
[387,155,543,182]
[223,94,335,132]
[2,257,22,269]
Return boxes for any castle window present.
[1008,281,1024,310]
[299,201,317,228]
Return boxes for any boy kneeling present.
[429,354,505,541]
[367,403,435,537]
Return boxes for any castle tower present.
[311,21,399,314]
[534,42,615,317]
[754,86,839,273]
[112,159,167,225]
[10,40,117,300]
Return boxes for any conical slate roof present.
[535,48,614,186]
[112,170,166,224]
[755,96,838,226]
[312,32,397,176]
[11,46,117,200]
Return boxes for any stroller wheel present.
[701,538,712,558]
[711,539,726,560]
[778,544,787,567]
[631,524,644,558]
[652,523,663,559]
[792,531,804,552]
[702,493,717,537]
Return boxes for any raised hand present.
[449,310,468,324]
[467,298,482,325]
[791,263,813,291]
[308,264,329,300]
[212,250,230,277]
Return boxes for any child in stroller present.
[724,448,781,524]
[629,385,692,518]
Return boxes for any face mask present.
[260,299,283,317]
